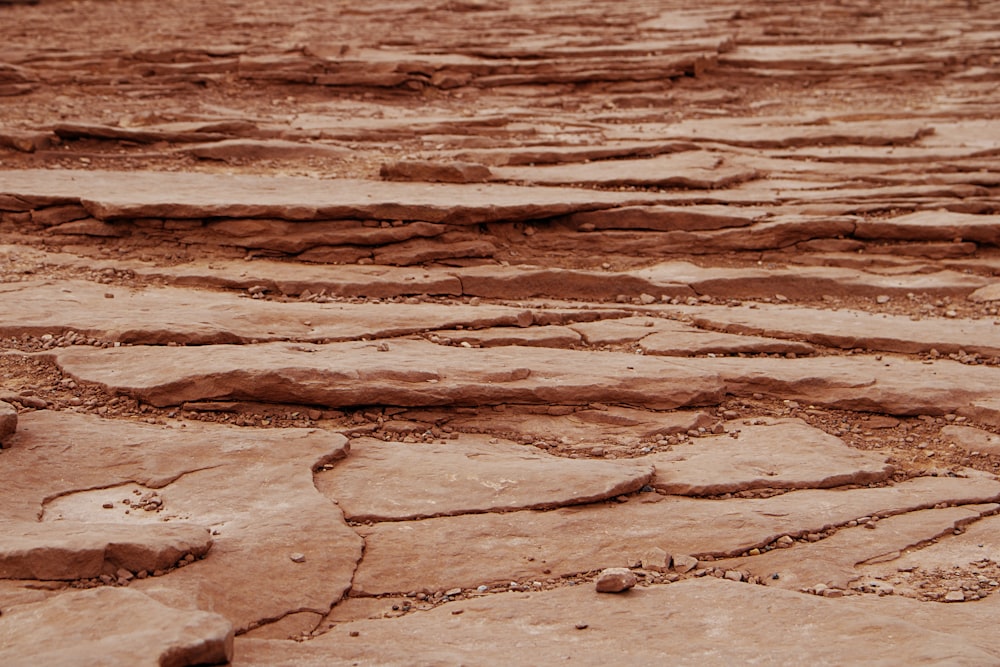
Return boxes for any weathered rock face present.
[317,435,653,521]
[4,0,1000,663]
[0,587,234,667]
[236,578,1000,666]
[647,418,894,495]
[0,400,15,444]
[2,412,362,633]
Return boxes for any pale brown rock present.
[968,283,1000,303]
[640,547,671,572]
[52,341,1000,416]
[671,302,1000,357]
[493,152,759,189]
[0,400,15,444]
[0,169,663,225]
[595,567,636,592]
[316,435,652,521]
[0,521,211,580]
[565,204,764,232]
[3,412,361,632]
[717,505,992,592]
[236,578,998,666]
[672,554,699,573]
[648,418,893,495]
[380,160,492,183]
[431,324,582,348]
[352,475,1000,595]
[186,139,350,162]
[53,339,726,410]
[0,280,607,345]
[0,587,234,667]
[941,425,1000,456]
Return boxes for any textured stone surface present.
[0,521,211,580]
[352,476,1000,595]
[2,412,361,632]
[0,587,233,667]
[318,435,652,521]
[236,578,999,666]
[648,418,893,495]
[0,400,15,444]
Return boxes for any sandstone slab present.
[717,505,990,592]
[0,399,15,444]
[0,521,211,580]
[941,425,1000,456]
[855,210,1000,245]
[493,152,759,189]
[430,324,582,348]
[648,418,893,495]
[53,341,1000,416]
[0,169,666,225]
[352,475,1000,595]
[2,412,362,632]
[53,339,726,410]
[315,435,653,521]
[0,280,610,345]
[0,587,233,667]
[236,578,998,666]
[673,301,1000,357]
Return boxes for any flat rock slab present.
[493,152,759,189]
[430,325,582,349]
[969,283,1000,303]
[0,280,611,345]
[862,513,1000,576]
[564,204,765,232]
[649,418,893,495]
[0,399,15,444]
[0,521,211,580]
[671,302,1000,357]
[316,435,653,521]
[52,339,726,410]
[941,425,1000,456]
[0,169,665,224]
[569,315,815,356]
[237,578,998,666]
[855,210,1000,244]
[439,407,714,450]
[352,475,1000,595]
[2,412,362,632]
[53,340,1000,416]
[717,505,990,592]
[0,587,233,667]
[629,117,934,149]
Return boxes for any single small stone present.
[349,631,360,637]
[575,623,589,630]
[595,568,637,593]
[776,535,794,547]
[0,401,17,445]
[638,293,657,305]
[445,588,462,597]
[640,547,671,572]
[476,585,489,593]
[876,295,891,304]
[724,570,743,582]
[102,502,114,509]
[672,554,698,574]
[290,552,306,563]
[944,590,966,602]
[822,588,844,598]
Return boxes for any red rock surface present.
[3,0,1000,664]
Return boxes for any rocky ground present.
[2,0,1000,664]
